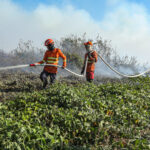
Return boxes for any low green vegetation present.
[0,75,150,149]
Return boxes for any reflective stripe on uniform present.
[47,57,58,60]
[88,60,94,63]
[47,60,58,64]
[42,60,46,63]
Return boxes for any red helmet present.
[84,41,93,46]
[45,39,54,46]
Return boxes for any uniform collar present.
[47,48,57,52]
[86,50,94,54]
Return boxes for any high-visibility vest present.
[84,51,98,72]
[38,48,66,73]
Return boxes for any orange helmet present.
[84,41,93,46]
[45,39,54,46]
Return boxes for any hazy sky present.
[1,0,150,64]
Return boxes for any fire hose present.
[0,54,150,78]
[0,58,88,77]
[98,54,150,78]
[0,64,85,77]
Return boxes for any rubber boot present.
[87,79,93,83]
[43,80,48,88]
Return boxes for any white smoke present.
[0,0,102,51]
[100,1,150,64]
[1,0,150,65]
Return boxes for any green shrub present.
[0,77,150,149]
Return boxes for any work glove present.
[30,64,36,67]
[81,67,85,75]
[88,52,91,58]
[62,66,65,69]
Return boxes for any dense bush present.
[0,76,150,149]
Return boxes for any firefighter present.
[30,39,66,88]
[81,41,98,82]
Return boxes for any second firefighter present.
[81,41,98,82]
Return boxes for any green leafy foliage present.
[0,76,150,149]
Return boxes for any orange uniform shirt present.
[84,51,98,72]
[38,48,66,73]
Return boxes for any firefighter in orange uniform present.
[30,39,66,88]
[81,41,98,82]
